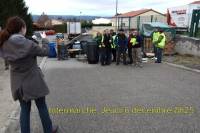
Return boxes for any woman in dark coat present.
[0,16,58,133]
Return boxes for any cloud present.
[24,0,194,16]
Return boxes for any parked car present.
[45,30,56,35]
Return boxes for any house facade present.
[111,9,166,31]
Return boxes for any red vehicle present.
[45,30,56,35]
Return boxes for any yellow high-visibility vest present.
[130,37,137,46]
[101,35,104,43]
[157,33,166,49]
[111,35,117,49]
[153,32,160,43]
[99,35,105,48]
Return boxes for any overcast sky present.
[24,0,195,16]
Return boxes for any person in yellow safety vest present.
[131,31,143,68]
[110,29,117,62]
[99,30,106,48]
[94,32,102,62]
[100,30,112,66]
[98,30,106,66]
[152,29,160,59]
[155,29,166,63]
[94,32,102,48]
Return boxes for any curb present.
[1,57,48,133]
[164,62,200,73]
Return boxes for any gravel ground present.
[163,54,200,70]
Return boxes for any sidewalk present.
[0,57,44,133]
[0,59,19,132]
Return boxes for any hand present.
[40,32,47,39]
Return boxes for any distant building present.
[92,18,111,25]
[34,13,65,29]
[111,9,166,30]
[51,19,64,25]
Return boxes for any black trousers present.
[105,48,112,65]
[111,48,116,62]
[100,48,111,65]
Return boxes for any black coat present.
[103,34,112,50]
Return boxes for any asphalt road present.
[30,59,200,133]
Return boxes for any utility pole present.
[115,0,118,32]
[80,11,82,22]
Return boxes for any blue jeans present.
[153,44,157,57]
[116,47,127,65]
[19,97,52,133]
[156,48,163,63]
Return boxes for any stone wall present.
[174,35,200,57]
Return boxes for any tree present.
[37,12,52,28]
[81,20,92,28]
[0,0,33,35]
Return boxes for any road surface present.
[27,59,200,133]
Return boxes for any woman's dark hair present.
[0,16,26,47]
[118,33,126,40]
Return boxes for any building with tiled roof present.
[190,0,200,4]
[111,9,166,31]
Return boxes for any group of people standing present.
[95,29,143,67]
[152,29,166,63]
[94,28,166,67]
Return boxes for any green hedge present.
[53,24,67,33]
[81,21,92,28]
[93,23,112,26]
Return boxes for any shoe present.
[52,125,59,133]
[116,63,119,65]
[138,64,143,68]
[5,67,9,70]
[152,57,157,60]
[155,61,161,63]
